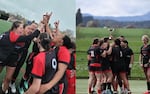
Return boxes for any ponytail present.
[39,33,51,51]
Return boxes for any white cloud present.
[76,0,150,16]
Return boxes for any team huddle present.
[87,35,150,94]
[0,13,76,94]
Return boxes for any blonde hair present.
[142,35,149,43]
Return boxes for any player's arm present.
[101,50,107,57]
[37,63,68,94]
[87,54,91,61]
[24,78,41,94]
[129,54,134,68]
[43,12,53,39]
[107,46,112,55]
[139,54,143,67]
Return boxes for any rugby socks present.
[107,82,112,90]
[20,78,26,87]
[102,83,106,90]
[88,87,92,93]
[1,90,5,94]
[147,82,150,91]
[11,79,16,84]
[97,89,101,94]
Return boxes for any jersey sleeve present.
[148,45,150,52]
[16,30,40,42]
[9,32,20,42]
[129,48,134,55]
[58,46,70,65]
[31,54,45,79]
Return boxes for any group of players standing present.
[87,36,134,94]
[0,12,76,94]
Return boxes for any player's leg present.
[88,71,95,94]
[119,72,131,94]
[2,66,16,93]
[95,72,102,94]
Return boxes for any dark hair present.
[93,38,99,44]
[9,21,22,31]
[104,37,109,42]
[115,38,121,46]
[120,35,125,38]
[63,35,72,49]
[39,33,51,51]
[70,42,76,49]
[99,39,104,46]
[115,38,123,52]
[23,23,30,28]
[122,40,128,45]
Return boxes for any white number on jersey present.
[90,51,95,57]
[52,58,57,69]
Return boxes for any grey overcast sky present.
[76,0,150,17]
[0,0,75,36]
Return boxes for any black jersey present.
[0,30,40,62]
[141,45,150,64]
[111,46,125,63]
[123,47,134,64]
[87,45,103,64]
[0,31,14,61]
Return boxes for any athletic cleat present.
[5,90,8,94]
[143,91,150,94]
[9,82,16,93]
[102,89,112,94]
[91,90,96,94]
[120,90,124,94]
[127,90,131,94]
[113,91,118,94]
[101,90,106,94]
[18,87,25,94]
[23,80,29,90]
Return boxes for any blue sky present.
[0,0,75,36]
[76,0,150,17]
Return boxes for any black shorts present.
[0,52,18,67]
[102,62,111,71]
[88,66,102,72]
[125,63,130,72]
[111,62,126,74]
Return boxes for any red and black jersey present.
[0,31,14,61]
[54,46,70,84]
[0,30,40,61]
[57,46,70,65]
[87,45,103,65]
[141,45,150,64]
[31,50,58,84]
[67,53,76,70]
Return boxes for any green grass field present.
[76,27,150,78]
[0,19,150,93]
[77,79,146,94]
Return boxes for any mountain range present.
[83,12,150,22]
